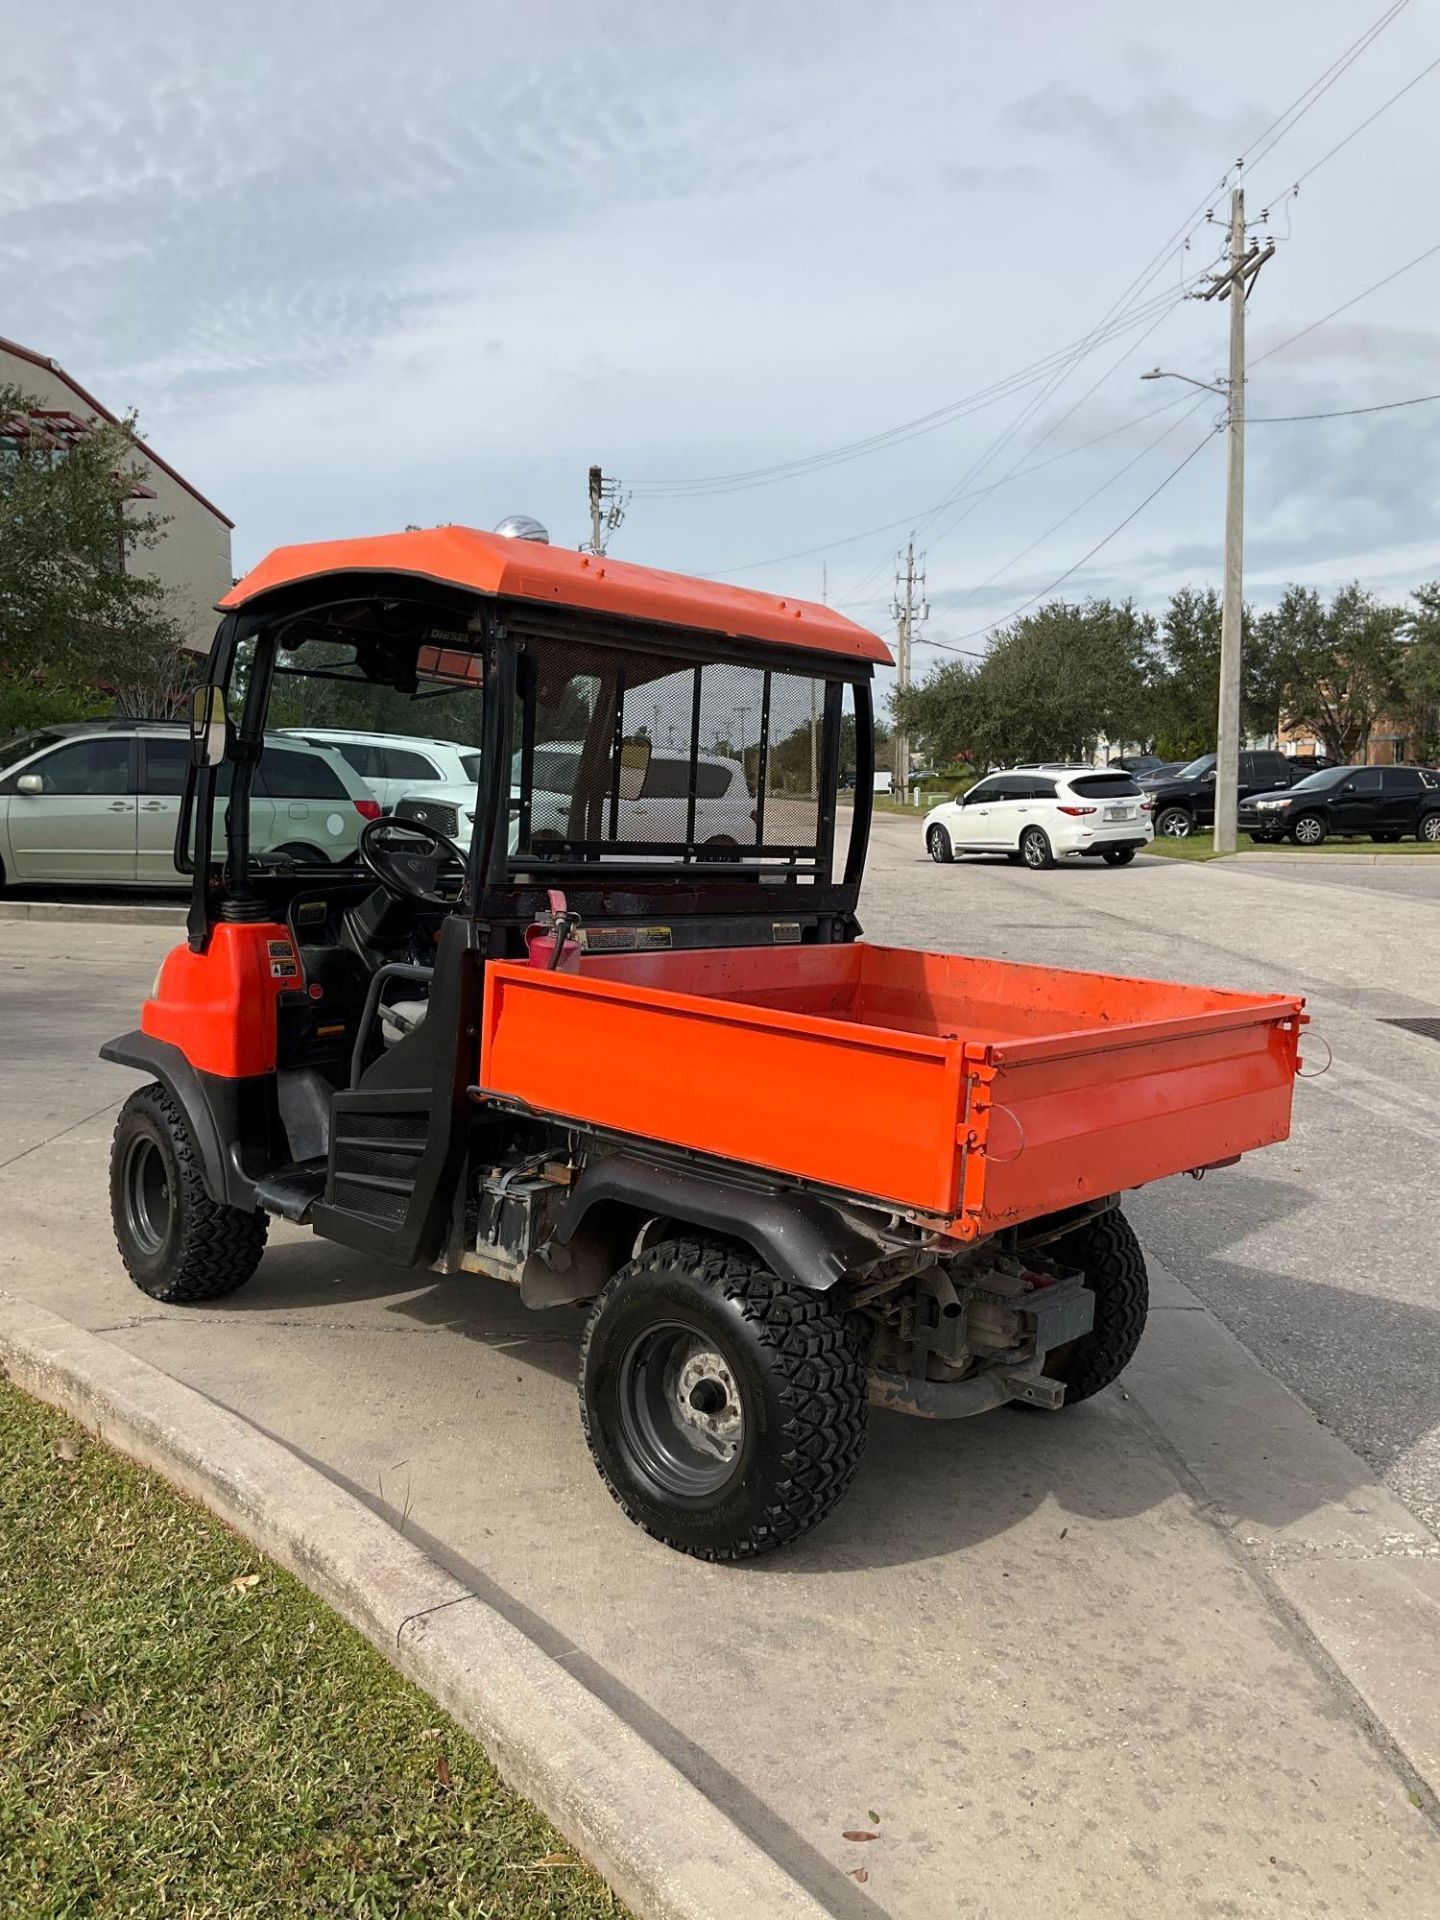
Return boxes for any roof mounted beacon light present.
[493,514,549,543]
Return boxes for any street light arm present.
[1141,368,1227,396]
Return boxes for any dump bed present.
[477,943,1304,1240]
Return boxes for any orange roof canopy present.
[219,525,892,666]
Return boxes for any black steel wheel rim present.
[616,1320,745,1501]
[122,1135,173,1256]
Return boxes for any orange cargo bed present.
[476,943,1305,1240]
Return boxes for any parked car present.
[277,728,480,813]
[1107,754,1165,775]
[0,721,379,889]
[1240,765,1440,845]
[395,742,756,852]
[924,767,1152,869]
[1138,749,1322,838]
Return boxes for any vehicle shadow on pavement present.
[1133,1166,1440,1520]
[211,1236,583,1387]
[213,1233,1401,1576]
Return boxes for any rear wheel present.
[926,824,954,863]
[579,1238,868,1560]
[1030,1209,1149,1407]
[1019,825,1054,870]
[1155,806,1192,839]
[110,1084,267,1302]
[1290,812,1327,846]
[1101,847,1137,866]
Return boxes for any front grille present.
[397,799,459,837]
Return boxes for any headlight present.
[1252,795,1290,809]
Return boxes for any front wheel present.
[926,824,954,863]
[579,1239,868,1560]
[1101,846,1137,867]
[1155,806,1192,839]
[1029,1209,1149,1407]
[1290,812,1327,846]
[110,1084,267,1302]
[1019,825,1054,870]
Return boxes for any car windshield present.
[1287,766,1351,794]
[0,728,67,773]
[1174,754,1216,779]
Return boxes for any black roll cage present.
[179,577,876,951]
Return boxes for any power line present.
[829,10,1417,609]
[629,286,1191,499]
[639,0,1414,508]
[697,391,1196,577]
[933,393,1216,613]
[915,425,1222,655]
[1250,390,1440,422]
[1253,237,1440,368]
[1236,0,1414,178]
[1285,49,1440,192]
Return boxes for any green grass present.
[0,1378,625,1920]
[1149,831,1440,860]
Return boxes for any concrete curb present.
[1231,851,1440,867]
[0,1289,834,1920]
[0,899,186,925]
[1132,1263,1440,1803]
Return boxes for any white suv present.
[394,743,756,853]
[923,768,1153,870]
[278,729,480,813]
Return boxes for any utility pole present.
[1212,189,1249,854]
[1143,185,1272,852]
[891,541,928,800]
[812,565,825,794]
[584,464,628,554]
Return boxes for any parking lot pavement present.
[2,854,1439,1917]
[862,816,1440,1535]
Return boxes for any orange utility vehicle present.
[103,525,1305,1559]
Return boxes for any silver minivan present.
[0,722,379,888]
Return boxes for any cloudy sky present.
[4,0,1439,682]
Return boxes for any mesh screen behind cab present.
[513,639,831,870]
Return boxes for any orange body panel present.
[217,525,892,665]
[477,943,1304,1236]
[141,923,300,1078]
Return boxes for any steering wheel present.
[358,815,467,907]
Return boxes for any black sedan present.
[1239,765,1440,845]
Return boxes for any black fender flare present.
[99,1030,253,1209]
[529,1151,883,1306]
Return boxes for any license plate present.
[1104,805,1132,822]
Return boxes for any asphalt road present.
[861,820,1440,1531]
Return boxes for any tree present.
[1401,582,1440,760]
[1150,586,1287,758]
[0,382,194,722]
[1263,583,1406,762]
[894,598,1155,771]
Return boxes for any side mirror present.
[190,686,229,768]
[16,773,43,796]
[617,734,652,803]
